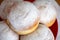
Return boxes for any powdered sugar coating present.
[20,24,54,40]
[0,0,23,19]
[34,0,57,25]
[7,1,39,32]
[0,21,19,40]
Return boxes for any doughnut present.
[0,0,23,19]
[20,24,54,40]
[0,21,19,40]
[6,1,40,35]
[33,0,57,27]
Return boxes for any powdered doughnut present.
[0,21,19,40]
[20,24,54,40]
[6,1,40,35]
[33,0,57,27]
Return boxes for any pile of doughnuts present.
[0,0,57,40]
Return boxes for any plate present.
[49,19,58,39]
